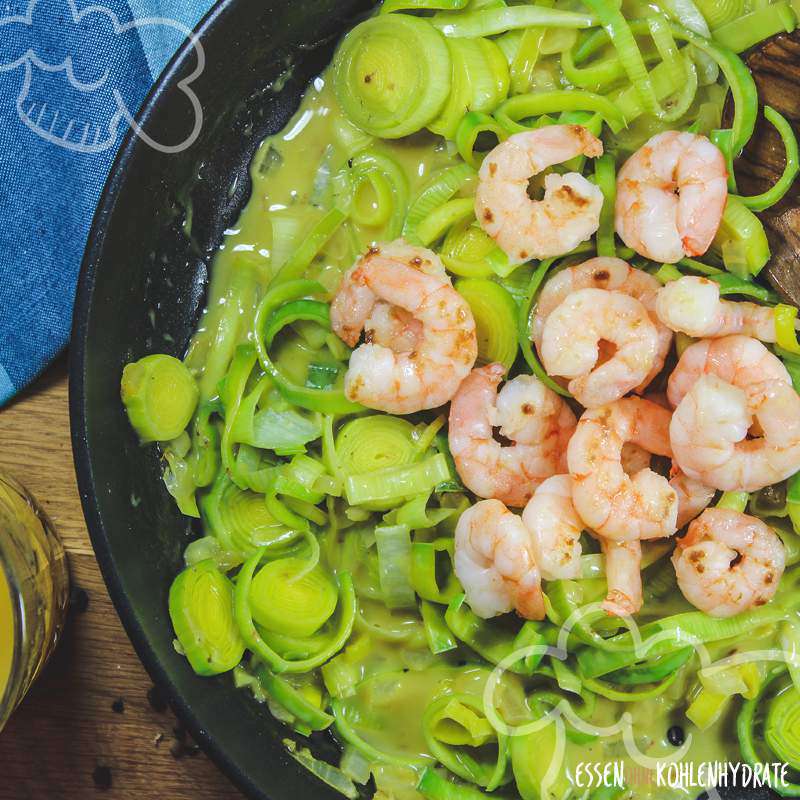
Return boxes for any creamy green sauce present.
[181,36,794,800]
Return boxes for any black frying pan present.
[68,0,782,797]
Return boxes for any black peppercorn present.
[667,725,685,746]
[69,587,89,613]
[92,766,112,790]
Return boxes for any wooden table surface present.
[0,354,243,800]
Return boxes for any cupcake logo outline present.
[0,0,204,154]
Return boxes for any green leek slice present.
[411,538,461,604]
[423,693,511,790]
[738,666,800,796]
[168,559,245,676]
[336,150,409,240]
[455,112,509,169]
[417,768,492,800]
[201,473,296,557]
[711,195,771,276]
[693,0,743,28]
[249,557,338,638]
[345,454,451,506]
[429,37,509,139]
[510,722,571,800]
[766,684,800,770]
[336,414,418,476]
[375,524,416,609]
[234,548,357,674]
[455,278,518,369]
[332,15,451,138]
[421,600,458,654]
[265,674,333,733]
[441,220,499,277]
[738,106,800,212]
[404,163,475,245]
[431,6,595,38]
[121,354,199,443]
[712,1,796,53]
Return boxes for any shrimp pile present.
[475,124,604,264]
[331,128,795,622]
[615,131,728,263]
[330,241,477,413]
[448,364,576,507]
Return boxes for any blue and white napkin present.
[0,0,213,405]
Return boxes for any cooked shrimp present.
[521,474,645,616]
[622,446,715,527]
[656,276,776,341]
[621,442,653,475]
[540,288,660,408]
[567,397,678,541]
[668,336,800,491]
[454,499,545,620]
[475,125,604,264]
[615,132,727,263]
[449,364,576,507]
[601,538,643,617]
[363,302,423,353]
[671,468,716,528]
[672,508,785,617]
[330,241,477,414]
[532,257,673,390]
[522,475,583,581]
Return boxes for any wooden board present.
[724,30,800,306]
[0,355,242,800]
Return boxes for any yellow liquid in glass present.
[0,565,13,700]
[0,474,67,730]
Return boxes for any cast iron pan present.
[69,0,782,797]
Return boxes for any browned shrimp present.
[330,241,477,413]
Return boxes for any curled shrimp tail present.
[601,538,643,617]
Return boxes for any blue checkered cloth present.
[0,0,213,405]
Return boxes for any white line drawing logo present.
[480,601,800,800]
[0,0,204,153]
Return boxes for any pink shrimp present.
[656,276,776,341]
[532,257,673,391]
[454,499,545,620]
[668,336,800,491]
[448,364,576,507]
[475,125,604,264]
[330,241,477,413]
[615,131,727,263]
[567,397,678,541]
[672,508,786,617]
